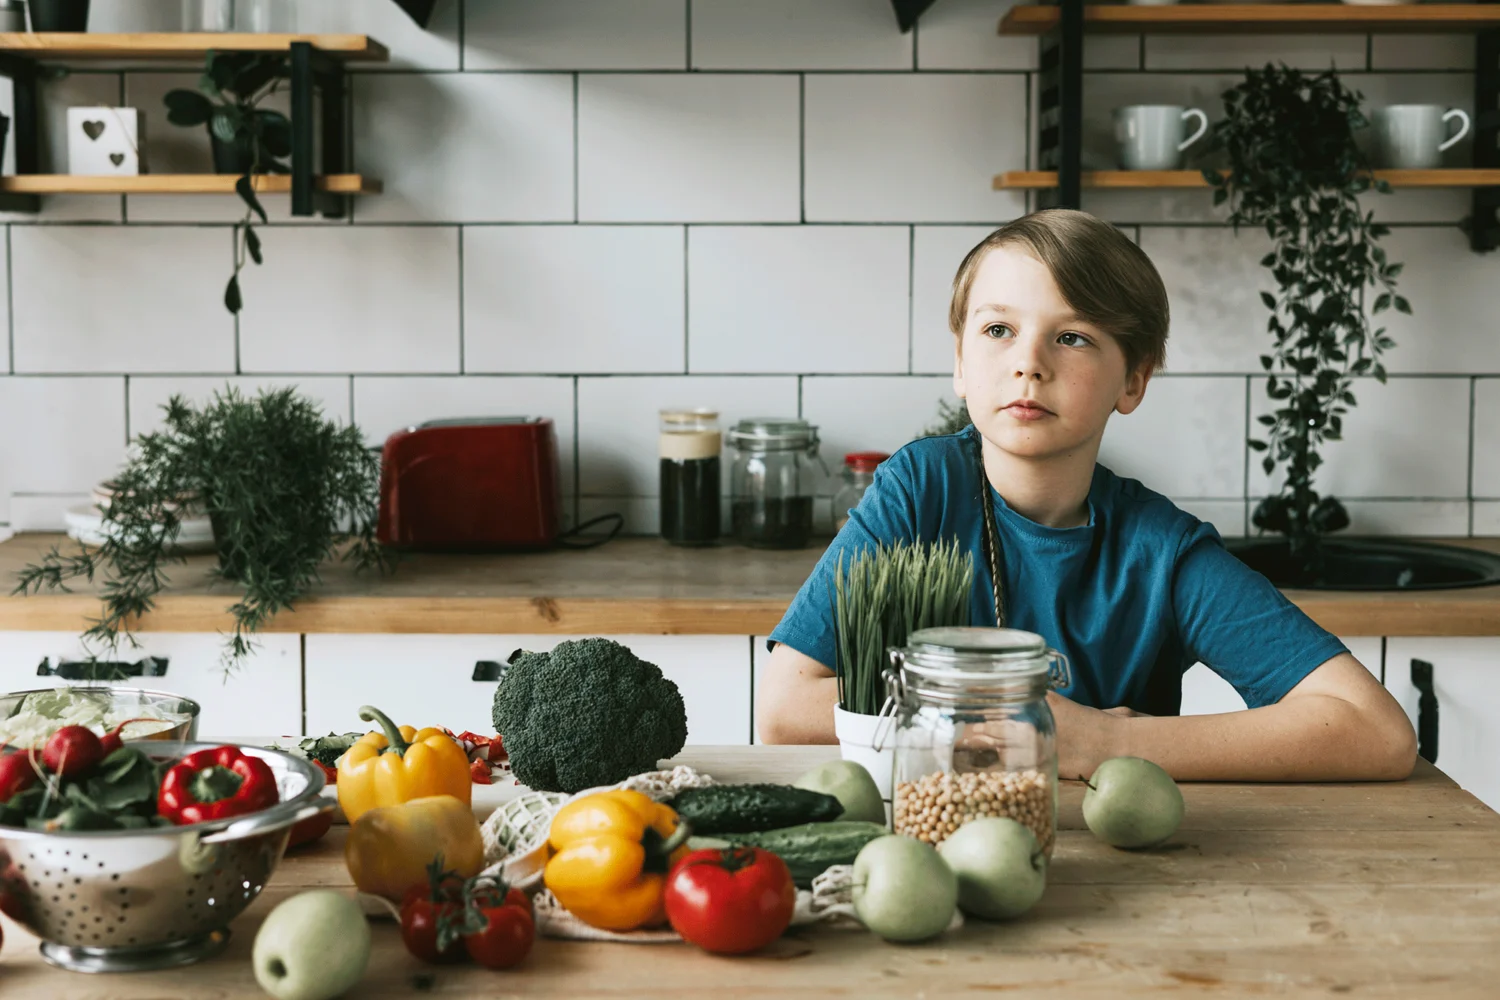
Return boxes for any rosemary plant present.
[14,387,390,669]
[919,398,973,439]
[832,539,974,716]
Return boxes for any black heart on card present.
[82,120,105,141]
[109,152,124,167]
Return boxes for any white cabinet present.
[0,631,302,740]
[305,634,754,745]
[1385,638,1500,811]
[1180,636,1382,716]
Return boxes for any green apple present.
[253,891,371,1000]
[937,818,1047,920]
[852,835,957,943]
[794,759,886,824]
[1083,756,1184,849]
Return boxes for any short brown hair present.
[948,209,1170,375]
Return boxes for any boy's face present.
[953,245,1149,463]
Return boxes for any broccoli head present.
[491,637,689,793]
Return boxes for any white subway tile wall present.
[0,0,1491,547]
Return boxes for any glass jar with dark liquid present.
[727,417,823,550]
[659,409,721,546]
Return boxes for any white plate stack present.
[64,485,217,554]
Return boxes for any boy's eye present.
[1058,331,1090,347]
[983,323,1011,339]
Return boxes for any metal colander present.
[0,743,331,974]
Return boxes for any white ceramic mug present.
[1113,105,1210,171]
[1373,105,1471,170]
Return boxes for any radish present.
[0,749,37,802]
[41,725,105,779]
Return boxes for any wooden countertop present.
[0,532,1498,637]
[4,746,1499,998]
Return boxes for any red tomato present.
[462,886,535,970]
[664,848,796,955]
[400,878,466,964]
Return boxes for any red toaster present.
[377,417,562,550]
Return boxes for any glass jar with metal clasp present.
[726,417,825,549]
[880,627,1071,858]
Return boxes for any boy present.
[757,210,1416,782]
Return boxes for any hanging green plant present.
[1199,63,1408,575]
[163,51,291,315]
[13,388,391,669]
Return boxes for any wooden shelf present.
[1000,4,1500,35]
[994,168,1500,190]
[0,32,388,61]
[0,174,381,195]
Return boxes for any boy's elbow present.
[1371,708,1419,781]
[756,712,798,746]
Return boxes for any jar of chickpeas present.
[885,627,1070,858]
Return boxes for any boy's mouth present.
[1003,399,1054,419]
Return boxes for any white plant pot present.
[834,705,895,804]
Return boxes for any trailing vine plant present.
[13,388,390,669]
[1200,64,1408,575]
[164,52,292,315]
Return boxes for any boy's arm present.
[1053,651,1418,782]
[756,643,838,744]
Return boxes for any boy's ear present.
[1114,364,1151,416]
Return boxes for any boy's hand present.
[1047,692,1128,780]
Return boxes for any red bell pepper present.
[158,746,279,825]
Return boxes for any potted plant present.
[1199,64,1424,586]
[13,387,391,669]
[164,52,292,315]
[29,0,90,31]
[831,539,973,799]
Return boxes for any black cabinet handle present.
[1411,658,1439,766]
[472,661,503,683]
[37,656,169,682]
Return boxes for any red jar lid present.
[844,451,890,472]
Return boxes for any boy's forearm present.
[1109,694,1417,783]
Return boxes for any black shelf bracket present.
[1472,29,1500,252]
[0,50,43,213]
[289,40,350,219]
[1036,0,1084,210]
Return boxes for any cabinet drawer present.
[306,634,753,745]
[0,631,301,740]
[1180,636,1380,716]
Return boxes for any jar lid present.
[661,408,719,423]
[727,417,818,450]
[844,451,889,472]
[898,627,1053,685]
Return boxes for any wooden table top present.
[1,533,1498,637]
[3,746,1498,998]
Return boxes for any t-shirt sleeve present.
[1172,522,1349,709]
[767,455,920,671]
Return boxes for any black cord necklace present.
[972,430,1007,628]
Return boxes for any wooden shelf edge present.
[999,4,1500,35]
[0,173,382,195]
[0,32,388,61]
[993,169,1500,190]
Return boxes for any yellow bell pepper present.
[542,789,693,932]
[344,794,485,901]
[336,704,472,825]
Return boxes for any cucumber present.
[719,821,889,887]
[667,783,844,835]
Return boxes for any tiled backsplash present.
[0,0,1496,540]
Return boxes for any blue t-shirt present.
[769,425,1346,715]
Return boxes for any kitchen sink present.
[1224,537,1500,591]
